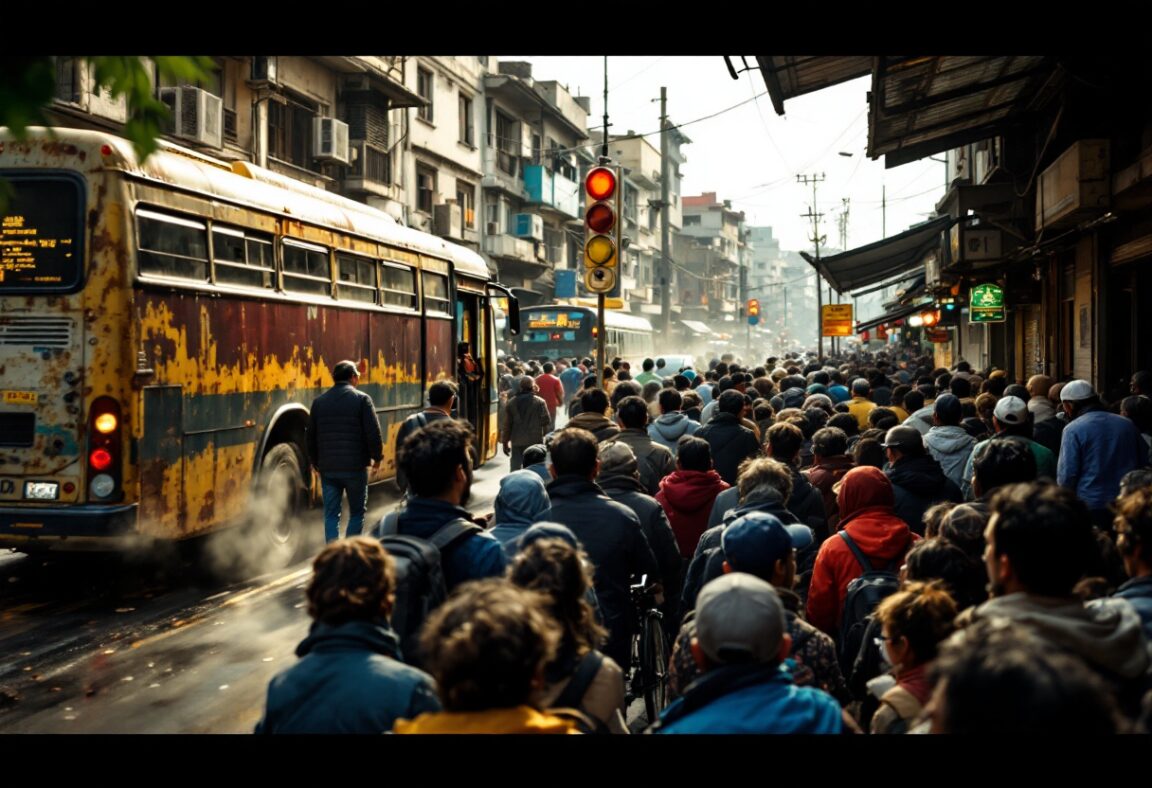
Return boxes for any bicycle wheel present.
[640,613,670,723]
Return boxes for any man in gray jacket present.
[307,360,384,542]
[648,388,701,455]
[608,396,675,495]
[501,376,551,471]
[923,393,976,490]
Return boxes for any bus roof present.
[1,127,490,281]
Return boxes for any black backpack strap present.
[838,530,873,573]
[552,651,605,710]
[428,518,484,551]
[416,412,429,429]
[374,511,401,538]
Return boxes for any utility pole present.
[659,87,672,335]
[596,56,609,387]
[798,173,826,364]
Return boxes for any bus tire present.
[255,442,308,569]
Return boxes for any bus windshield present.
[519,308,592,358]
[0,174,84,292]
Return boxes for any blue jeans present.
[321,470,369,542]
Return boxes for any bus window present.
[380,262,417,310]
[213,225,274,289]
[137,209,208,281]
[423,271,450,315]
[336,252,377,304]
[282,240,332,296]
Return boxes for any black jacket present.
[696,412,761,486]
[546,475,659,667]
[394,409,452,492]
[886,454,963,534]
[597,472,684,612]
[307,382,383,473]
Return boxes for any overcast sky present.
[510,55,949,255]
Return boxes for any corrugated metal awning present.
[802,216,954,294]
[856,301,932,333]
[756,56,873,115]
[681,320,712,335]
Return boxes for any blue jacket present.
[1057,408,1149,510]
[1114,576,1152,641]
[255,620,440,734]
[653,663,843,734]
[559,366,584,400]
[307,381,384,473]
[396,497,507,590]
[490,470,552,557]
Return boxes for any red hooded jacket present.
[805,465,918,636]
[656,469,730,557]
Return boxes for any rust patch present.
[198,489,215,523]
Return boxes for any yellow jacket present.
[848,397,877,431]
[393,705,581,734]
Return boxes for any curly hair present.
[508,538,606,655]
[306,536,396,626]
[875,580,958,665]
[419,579,560,712]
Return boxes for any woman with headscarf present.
[805,466,919,637]
[489,470,552,558]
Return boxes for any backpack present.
[371,511,483,667]
[836,530,907,671]
[548,651,611,734]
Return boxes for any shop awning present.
[680,320,712,335]
[756,56,873,115]
[802,216,953,294]
[855,301,933,333]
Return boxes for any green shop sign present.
[970,282,1005,323]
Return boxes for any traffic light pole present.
[597,293,606,391]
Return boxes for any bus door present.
[454,283,493,460]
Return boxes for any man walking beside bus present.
[308,360,384,543]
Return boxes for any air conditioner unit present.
[249,56,278,87]
[434,204,462,239]
[513,213,543,241]
[486,221,500,236]
[314,117,350,164]
[159,86,223,149]
[1035,139,1110,231]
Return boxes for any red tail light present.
[88,397,122,500]
[90,449,113,470]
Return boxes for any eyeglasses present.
[874,636,898,647]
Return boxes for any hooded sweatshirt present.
[656,469,730,557]
[566,411,621,443]
[806,466,918,636]
[648,411,701,454]
[393,705,580,734]
[886,454,962,533]
[969,593,1151,684]
[923,425,976,489]
[489,470,552,556]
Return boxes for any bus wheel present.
[255,442,307,569]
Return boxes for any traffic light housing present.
[583,165,621,294]
[747,298,760,325]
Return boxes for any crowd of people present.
[263,348,1152,734]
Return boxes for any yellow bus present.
[0,127,515,565]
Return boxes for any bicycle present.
[625,575,670,725]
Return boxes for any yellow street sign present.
[822,303,854,337]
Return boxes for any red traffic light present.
[586,202,615,233]
[586,167,617,200]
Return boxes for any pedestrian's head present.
[579,388,609,415]
[765,421,803,463]
[1119,467,1152,498]
[874,581,958,673]
[852,437,886,469]
[718,389,747,416]
[721,511,812,587]
[985,482,1096,598]
[1121,395,1152,435]
[827,413,858,438]
[597,441,639,481]
[736,456,793,506]
[933,393,963,426]
[971,436,1037,498]
[692,573,789,670]
[868,407,898,431]
[834,465,895,523]
[658,388,683,414]
[676,435,713,472]
[333,359,361,383]
[398,419,474,503]
[681,391,703,412]
[522,444,548,468]
[518,376,536,394]
[610,380,643,411]
[1026,374,1054,399]
[495,470,551,528]
[548,428,600,480]
[904,538,987,611]
[926,619,1119,734]
[428,380,458,408]
[508,537,605,656]
[851,378,871,398]
[812,426,849,460]
[642,358,655,372]
[1113,486,1152,578]
[642,381,663,403]
[1131,370,1152,396]
[306,536,395,626]
[420,579,560,712]
[542,361,554,375]
[615,395,650,430]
